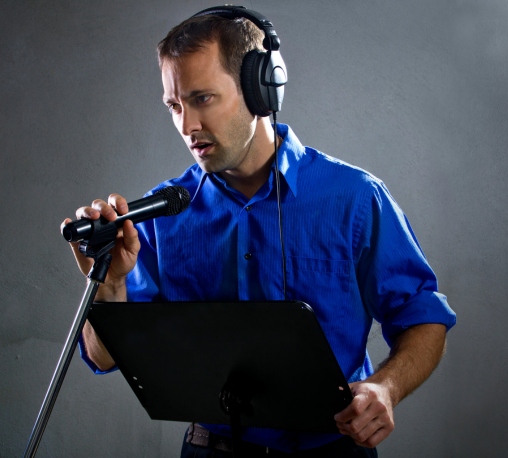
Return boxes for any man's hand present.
[334,323,447,448]
[334,381,394,448]
[60,193,140,301]
[61,193,141,371]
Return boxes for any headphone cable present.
[272,111,287,300]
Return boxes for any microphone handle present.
[63,194,170,244]
[87,193,171,245]
[115,193,170,226]
[62,186,190,244]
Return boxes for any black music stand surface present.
[87,301,352,433]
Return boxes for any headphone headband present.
[191,5,280,51]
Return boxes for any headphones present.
[191,5,287,117]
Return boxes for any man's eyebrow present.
[163,89,212,104]
[186,89,211,98]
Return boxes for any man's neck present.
[220,156,274,200]
[220,117,278,200]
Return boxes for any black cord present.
[272,111,287,300]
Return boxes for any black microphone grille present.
[156,186,191,216]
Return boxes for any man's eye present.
[168,103,182,115]
[195,95,211,104]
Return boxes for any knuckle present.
[380,412,392,425]
[373,401,387,416]
[349,422,360,435]
[91,199,104,209]
[350,405,362,417]
[109,194,128,212]
[354,430,363,441]
[109,193,124,202]
[75,206,88,218]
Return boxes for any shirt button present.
[244,253,252,260]
[245,205,252,211]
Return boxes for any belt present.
[186,423,236,453]
[186,423,283,455]
[185,423,352,456]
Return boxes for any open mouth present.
[191,142,214,156]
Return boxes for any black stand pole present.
[23,250,113,458]
[219,378,255,458]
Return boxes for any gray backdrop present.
[1,0,506,456]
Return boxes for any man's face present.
[161,41,258,176]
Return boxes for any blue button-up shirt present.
[81,123,455,452]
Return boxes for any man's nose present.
[180,107,201,136]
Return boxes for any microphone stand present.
[23,240,115,458]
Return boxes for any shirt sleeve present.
[125,218,162,302]
[354,179,456,347]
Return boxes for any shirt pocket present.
[285,256,353,333]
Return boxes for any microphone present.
[62,186,191,244]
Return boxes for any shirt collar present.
[192,123,306,201]
[274,123,305,197]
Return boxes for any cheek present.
[207,100,236,125]
[173,114,199,142]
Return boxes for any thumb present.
[121,220,140,254]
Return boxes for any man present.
[63,9,456,457]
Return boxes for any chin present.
[197,161,218,174]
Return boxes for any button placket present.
[243,204,253,261]
[237,203,252,299]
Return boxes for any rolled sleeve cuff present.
[78,333,118,375]
[381,290,456,347]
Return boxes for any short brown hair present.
[157,15,264,89]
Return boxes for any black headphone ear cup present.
[241,49,271,117]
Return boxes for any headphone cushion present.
[241,50,271,117]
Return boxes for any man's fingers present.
[122,220,140,253]
[334,406,358,424]
[345,394,390,432]
[352,425,392,449]
[334,390,368,423]
[91,199,118,221]
[60,218,72,233]
[337,416,392,449]
[63,193,136,280]
[334,381,395,449]
[343,408,389,440]
[108,193,129,215]
[75,205,100,220]
[72,194,128,222]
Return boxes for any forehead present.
[161,41,233,98]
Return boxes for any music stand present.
[87,301,352,452]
